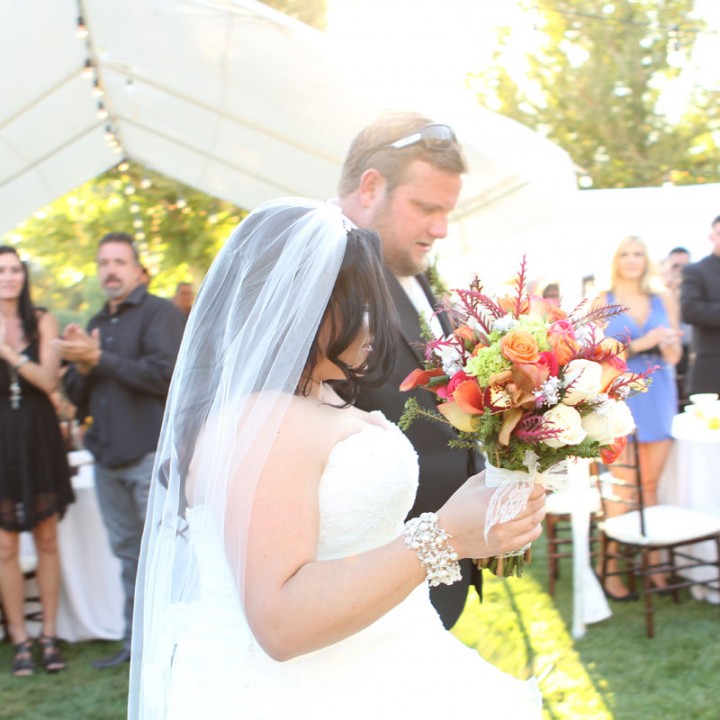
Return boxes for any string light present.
[77,2,124,158]
[76,15,88,39]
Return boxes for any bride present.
[128,198,545,719]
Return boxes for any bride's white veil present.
[128,198,351,718]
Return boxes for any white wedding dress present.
[161,413,542,719]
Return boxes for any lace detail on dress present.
[317,413,418,559]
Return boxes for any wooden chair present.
[597,432,720,637]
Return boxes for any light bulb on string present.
[92,80,104,99]
[76,16,88,39]
[104,125,115,142]
[81,59,94,80]
[97,102,109,120]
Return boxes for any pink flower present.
[437,369,472,400]
[548,320,579,366]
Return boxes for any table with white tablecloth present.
[658,412,720,604]
[56,452,125,641]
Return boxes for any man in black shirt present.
[681,216,720,395]
[57,233,184,668]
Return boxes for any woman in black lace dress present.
[0,247,74,676]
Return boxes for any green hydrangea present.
[517,315,551,351]
[465,344,510,384]
[465,314,550,385]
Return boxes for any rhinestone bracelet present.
[403,512,461,587]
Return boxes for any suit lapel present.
[416,273,453,336]
[385,269,447,365]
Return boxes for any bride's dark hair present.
[301,228,397,404]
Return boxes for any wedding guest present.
[129,198,544,718]
[56,233,184,669]
[0,246,74,676]
[541,283,560,302]
[598,236,682,598]
[662,247,692,407]
[681,216,720,395]
[172,282,195,320]
[336,110,484,629]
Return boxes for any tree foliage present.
[8,162,244,326]
[472,0,720,189]
[260,0,327,30]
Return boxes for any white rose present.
[543,404,587,448]
[562,359,604,405]
[581,400,636,445]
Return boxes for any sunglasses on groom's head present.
[365,123,458,160]
[386,123,458,151]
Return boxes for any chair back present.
[597,432,648,537]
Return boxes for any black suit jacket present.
[680,253,720,394]
[357,269,484,628]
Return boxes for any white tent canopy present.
[1,0,578,264]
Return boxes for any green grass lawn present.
[1,533,718,719]
[452,534,720,720]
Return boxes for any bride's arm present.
[239,405,545,662]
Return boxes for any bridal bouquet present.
[400,259,653,577]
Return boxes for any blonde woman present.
[598,236,682,598]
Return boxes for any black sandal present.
[38,635,66,673]
[12,638,35,677]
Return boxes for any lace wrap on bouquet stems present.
[477,451,567,576]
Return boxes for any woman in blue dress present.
[599,236,683,598]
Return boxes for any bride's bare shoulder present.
[274,394,365,459]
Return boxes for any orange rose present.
[454,324,475,342]
[500,330,539,364]
[529,298,567,322]
[498,295,530,317]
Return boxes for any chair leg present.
[547,515,558,596]
[641,550,655,638]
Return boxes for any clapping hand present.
[643,325,682,349]
[53,324,101,375]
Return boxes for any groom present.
[336,111,484,629]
